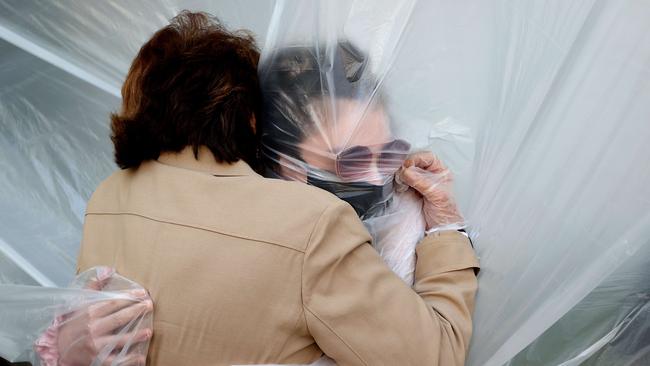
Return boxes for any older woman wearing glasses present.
[260,44,472,285]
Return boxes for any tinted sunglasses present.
[334,139,411,180]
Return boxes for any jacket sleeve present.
[302,201,480,366]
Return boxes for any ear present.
[277,155,308,183]
[249,114,257,134]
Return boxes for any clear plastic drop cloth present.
[260,1,650,365]
[0,37,118,287]
[0,0,649,365]
[0,0,276,97]
[0,266,153,365]
[508,240,650,365]
[465,1,650,364]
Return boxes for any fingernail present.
[144,300,154,311]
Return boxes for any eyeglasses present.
[333,139,411,180]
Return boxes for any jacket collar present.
[156,146,258,177]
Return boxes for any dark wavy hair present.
[111,11,262,170]
[259,42,384,172]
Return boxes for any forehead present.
[304,98,392,152]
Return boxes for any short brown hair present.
[111,11,261,170]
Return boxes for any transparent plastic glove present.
[397,152,465,232]
[55,296,153,365]
[33,267,153,366]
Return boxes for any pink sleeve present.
[33,267,116,365]
[33,315,63,366]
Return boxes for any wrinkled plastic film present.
[255,0,650,364]
[465,1,650,364]
[507,238,650,366]
[0,267,152,365]
[0,35,119,287]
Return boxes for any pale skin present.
[280,98,393,184]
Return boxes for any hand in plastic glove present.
[54,274,153,366]
[398,151,465,232]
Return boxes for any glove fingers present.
[400,166,451,198]
[403,152,447,173]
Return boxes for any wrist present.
[424,223,467,236]
[34,316,63,366]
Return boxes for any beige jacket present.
[77,146,480,366]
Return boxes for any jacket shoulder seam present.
[85,211,305,253]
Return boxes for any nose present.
[365,157,387,185]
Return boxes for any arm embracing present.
[302,201,479,366]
